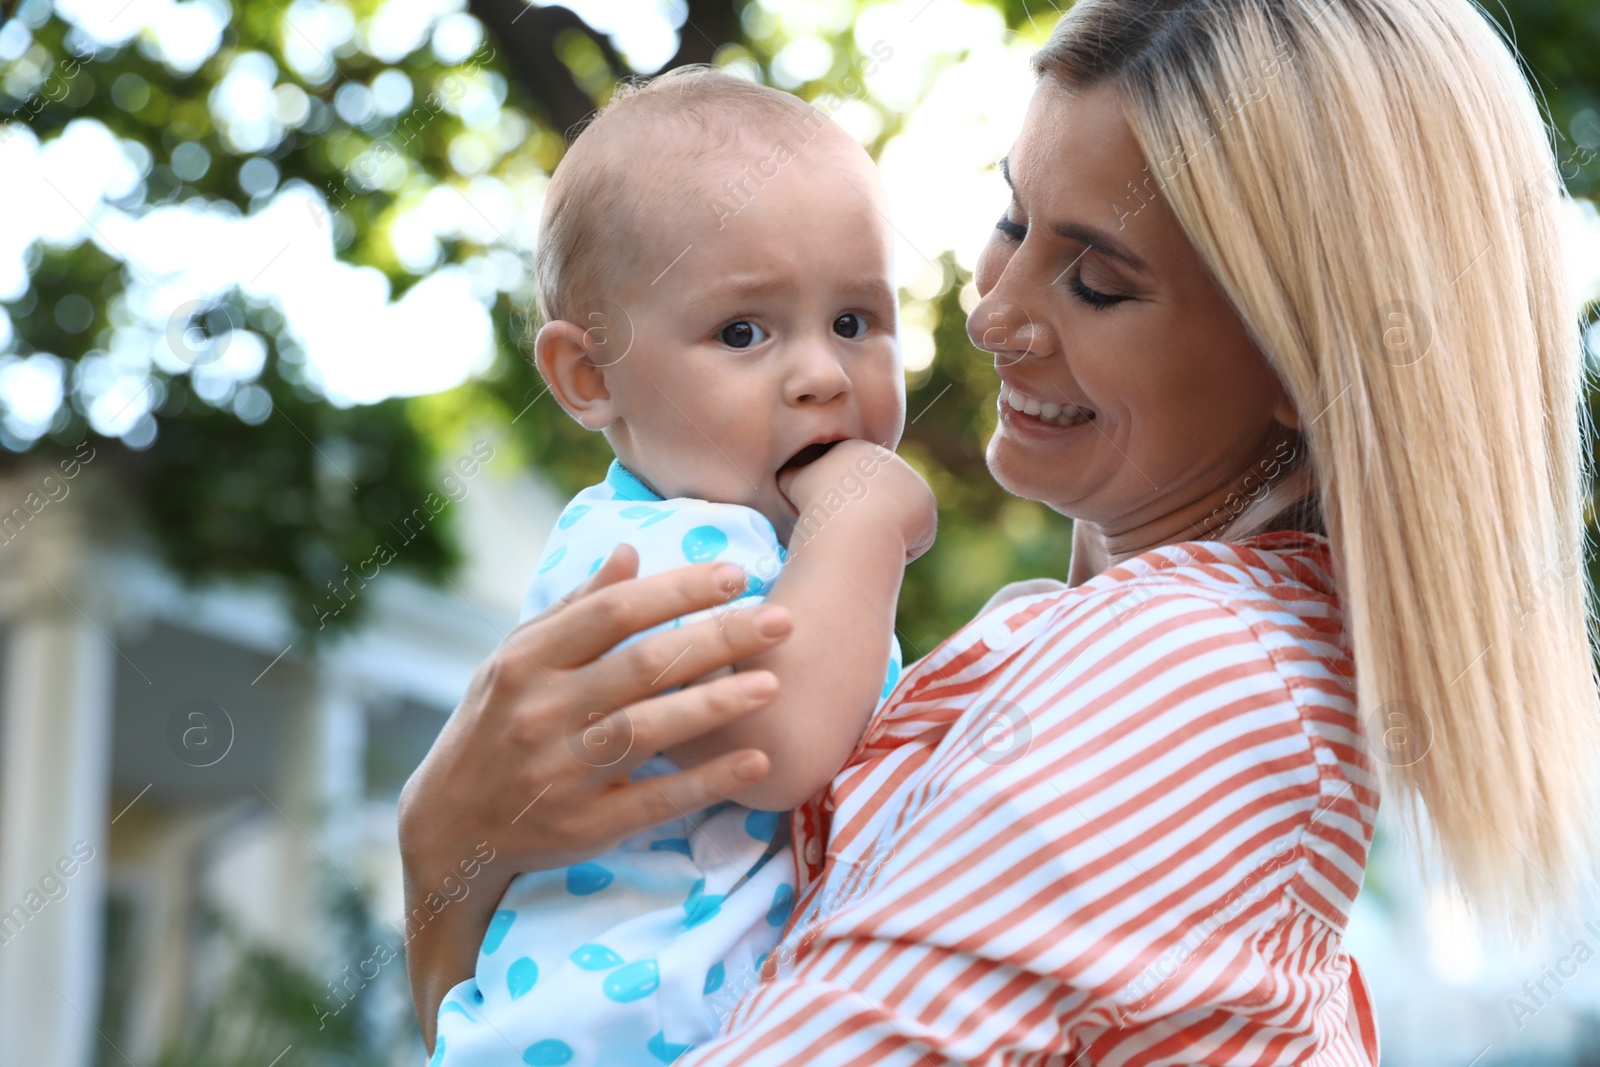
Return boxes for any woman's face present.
[969,79,1300,558]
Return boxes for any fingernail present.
[755,608,789,637]
[713,564,746,595]
[734,753,767,781]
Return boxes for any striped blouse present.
[677,532,1380,1066]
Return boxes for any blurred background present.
[0,0,1598,1064]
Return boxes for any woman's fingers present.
[571,669,779,778]
[571,603,793,709]
[520,561,757,669]
[556,544,641,609]
[504,544,641,644]
[595,747,773,845]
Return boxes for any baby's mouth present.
[777,439,843,477]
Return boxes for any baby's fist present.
[780,441,937,562]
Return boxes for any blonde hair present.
[533,65,834,328]
[1036,0,1600,932]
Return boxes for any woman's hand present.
[397,546,793,1052]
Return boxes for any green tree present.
[3,0,1594,651]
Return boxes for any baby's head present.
[533,66,904,539]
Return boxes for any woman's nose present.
[785,339,851,405]
[967,297,1046,367]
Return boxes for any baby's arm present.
[662,441,936,811]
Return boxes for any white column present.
[0,609,117,1067]
[0,463,118,1067]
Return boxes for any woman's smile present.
[996,379,1096,428]
[969,80,1300,557]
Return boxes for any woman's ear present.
[534,320,617,430]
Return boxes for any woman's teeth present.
[999,384,1095,427]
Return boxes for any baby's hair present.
[532,65,834,334]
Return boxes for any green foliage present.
[150,886,411,1067]
[1,0,1596,654]
[0,5,495,634]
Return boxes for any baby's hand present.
[779,440,937,563]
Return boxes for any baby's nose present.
[786,345,851,404]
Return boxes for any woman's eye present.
[719,320,768,348]
[1068,273,1129,311]
[996,215,1027,241]
[833,313,865,339]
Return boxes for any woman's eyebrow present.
[997,155,1150,275]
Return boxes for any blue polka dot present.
[588,557,604,575]
[567,862,613,895]
[603,959,660,1002]
[473,987,484,1003]
[685,893,723,928]
[507,956,539,1000]
[650,837,692,857]
[557,505,591,529]
[570,943,624,970]
[482,910,515,955]
[703,961,725,994]
[522,1039,574,1065]
[648,1030,694,1062]
[879,658,901,702]
[777,544,789,563]
[680,880,724,927]
[744,572,771,597]
[767,883,795,927]
[439,1000,474,1022]
[744,809,781,842]
[756,951,771,974]
[681,525,730,563]
[429,1036,446,1067]
[536,545,567,574]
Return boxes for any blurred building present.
[0,434,565,1067]
[3,441,1600,1066]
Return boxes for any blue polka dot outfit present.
[432,460,902,1066]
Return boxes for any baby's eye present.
[833,313,865,339]
[719,321,768,349]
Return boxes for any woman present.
[400,0,1600,1060]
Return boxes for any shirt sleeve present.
[676,587,1373,1066]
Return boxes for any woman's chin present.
[986,432,1072,507]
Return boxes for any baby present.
[429,67,937,1067]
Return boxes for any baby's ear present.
[534,318,619,430]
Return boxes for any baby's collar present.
[605,459,662,502]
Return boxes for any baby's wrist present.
[787,479,906,552]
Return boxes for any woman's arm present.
[399,547,797,1053]
[663,441,937,811]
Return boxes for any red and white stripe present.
[678,532,1380,1066]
